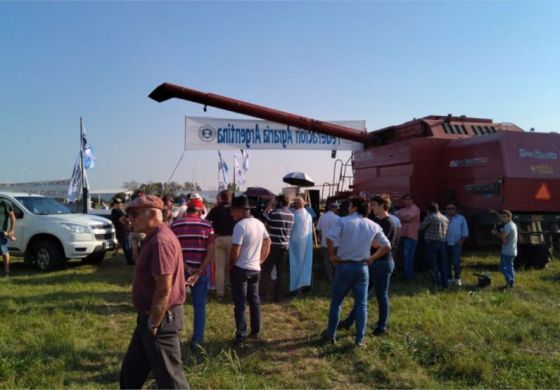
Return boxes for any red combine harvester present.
[149,82,560,268]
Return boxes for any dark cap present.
[125,195,164,212]
[231,195,254,209]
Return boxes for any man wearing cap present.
[316,202,340,282]
[229,196,271,345]
[120,195,188,389]
[171,198,214,350]
[205,190,235,300]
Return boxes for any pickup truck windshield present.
[15,197,72,215]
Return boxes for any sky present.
[1,1,559,194]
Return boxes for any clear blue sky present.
[1,1,559,193]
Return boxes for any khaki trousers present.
[214,235,232,297]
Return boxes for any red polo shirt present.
[132,224,186,312]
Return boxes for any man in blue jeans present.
[171,198,215,350]
[338,195,397,336]
[491,210,518,288]
[420,202,449,289]
[445,203,469,287]
[324,197,391,347]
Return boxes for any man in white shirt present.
[229,196,271,345]
[324,197,391,347]
[316,202,340,282]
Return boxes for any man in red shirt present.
[119,195,188,389]
[171,198,215,350]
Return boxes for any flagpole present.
[80,117,88,214]
[233,155,236,194]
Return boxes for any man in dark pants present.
[260,195,294,301]
[120,195,188,389]
[229,196,271,346]
[420,202,449,289]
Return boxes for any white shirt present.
[327,212,390,262]
[316,211,340,247]
[232,217,270,271]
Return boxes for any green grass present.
[0,252,559,388]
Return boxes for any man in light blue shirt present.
[323,197,391,347]
[445,203,469,286]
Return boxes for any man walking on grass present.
[229,196,271,346]
[172,197,214,351]
[491,210,518,288]
[120,195,188,389]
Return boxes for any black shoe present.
[3,272,10,278]
[372,328,387,336]
[233,337,247,348]
[507,280,514,288]
[337,320,352,331]
[319,332,336,345]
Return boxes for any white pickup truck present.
[0,192,117,271]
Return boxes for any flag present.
[234,151,246,186]
[82,127,96,169]
[218,150,229,191]
[241,149,250,173]
[67,157,82,202]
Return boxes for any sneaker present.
[355,340,366,348]
[456,278,462,287]
[507,280,514,288]
[248,332,260,340]
[3,272,10,278]
[233,337,247,348]
[319,332,336,345]
[372,328,387,337]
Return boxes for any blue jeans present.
[188,273,208,346]
[425,240,448,288]
[400,237,417,279]
[447,244,462,279]
[499,254,516,284]
[326,262,369,344]
[342,259,395,331]
[230,266,261,339]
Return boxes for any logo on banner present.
[198,125,216,142]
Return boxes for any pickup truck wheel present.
[82,251,105,265]
[33,239,65,271]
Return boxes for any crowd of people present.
[113,189,518,389]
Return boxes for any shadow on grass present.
[1,290,134,315]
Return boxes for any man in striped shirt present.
[260,195,294,301]
[171,198,215,350]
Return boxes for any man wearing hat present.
[120,195,188,389]
[171,198,214,350]
[229,196,271,345]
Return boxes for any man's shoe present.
[3,272,10,278]
[355,340,366,348]
[456,278,462,287]
[337,319,352,331]
[372,328,387,336]
[319,332,336,345]
[507,280,514,288]
[233,336,247,347]
[248,332,260,340]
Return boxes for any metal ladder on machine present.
[321,154,354,201]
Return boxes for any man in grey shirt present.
[491,210,518,288]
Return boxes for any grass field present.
[0,251,559,388]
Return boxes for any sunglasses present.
[446,207,456,210]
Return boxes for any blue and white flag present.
[241,150,250,173]
[218,150,229,191]
[82,128,96,169]
[233,151,246,186]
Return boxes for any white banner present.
[185,116,365,151]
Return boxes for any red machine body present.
[149,83,560,266]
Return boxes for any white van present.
[0,192,117,271]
